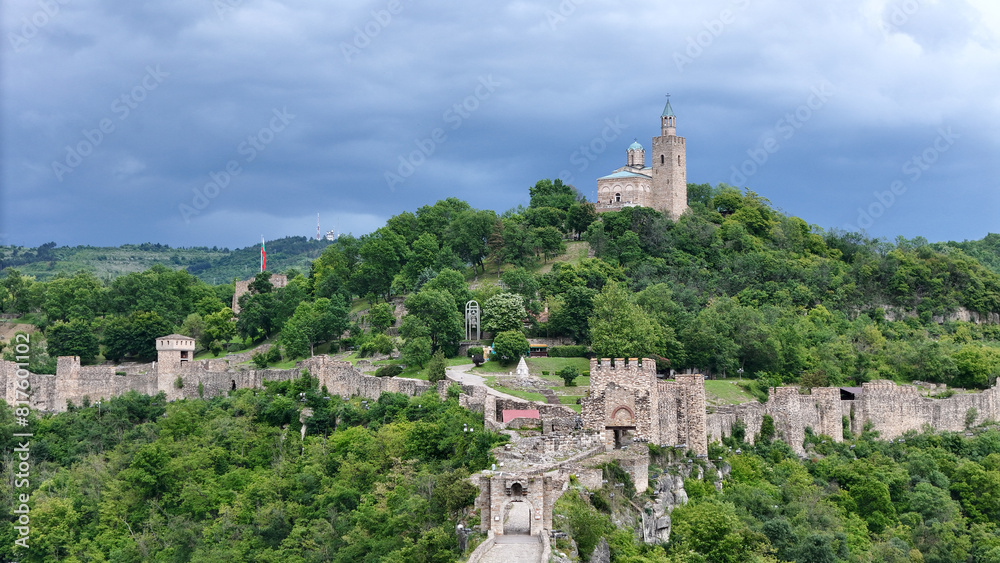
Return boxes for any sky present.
[2,0,999,250]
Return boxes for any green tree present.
[588,281,659,358]
[566,201,597,239]
[368,302,396,333]
[103,311,172,361]
[528,178,577,211]
[532,226,565,262]
[548,285,596,344]
[500,267,539,302]
[203,307,237,353]
[482,292,526,334]
[46,319,99,363]
[402,336,432,368]
[426,350,446,383]
[403,289,464,353]
[558,365,579,386]
[450,209,497,274]
[180,313,206,347]
[491,330,529,365]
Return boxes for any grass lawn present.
[535,241,589,274]
[704,379,757,405]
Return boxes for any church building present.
[596,99,688,219]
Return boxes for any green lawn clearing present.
[704,379,757,405]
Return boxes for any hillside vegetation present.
[3,180,1000,562]
[0,237,331,283]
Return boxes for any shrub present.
[548,345,589,357]
[467,346,484,358]
[558,366,579,387]
[359,333,394,357]
[375,365,404,378]
[251,352,269,369]
[174,376,184,389]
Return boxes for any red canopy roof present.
[502,409,540,423]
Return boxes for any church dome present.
[628,140,643,151]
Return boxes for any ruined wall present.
[6,352,448,414]
[491,396,577,423]
[657,374,707,455]
[709,381,1000,455]
[852,380,1000,439]
[707,402,765,444]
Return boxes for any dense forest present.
[0,377,506,562]
[3,180,1000,561]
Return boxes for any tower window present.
[615,193,621,202]
[660,155,664,164]
[678,155,681,165]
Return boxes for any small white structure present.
[515,356,529,377]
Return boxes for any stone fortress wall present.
[0,348,443,413]
[4,348,998,460]
[707,379,1000,454]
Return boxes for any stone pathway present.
[477,534,542,563]
[446,363,529,403]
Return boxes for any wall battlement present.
[708,380,1000,455]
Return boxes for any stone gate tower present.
[651,98,687,219]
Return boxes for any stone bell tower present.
[650,97,688,219]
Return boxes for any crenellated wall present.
[1,351,451,413]
[708,380,1000,455]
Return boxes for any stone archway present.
[503,500,531,535]
[609,406,636,449]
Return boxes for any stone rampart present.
[4,353,450,413]
[708,380,1000,455]
[852,380,1000,439]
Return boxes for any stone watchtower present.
[581,358,661,449]
[155,334,195,372]
[650,98,687,219]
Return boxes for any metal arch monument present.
[465,300,481,341]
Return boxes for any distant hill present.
[934,233,1000,276]
[0,236,332,284]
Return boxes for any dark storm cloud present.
[2,0,998,249]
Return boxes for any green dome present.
[628,140,643,151]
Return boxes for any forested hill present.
[2,181,999,387]
[0,236,331,283]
